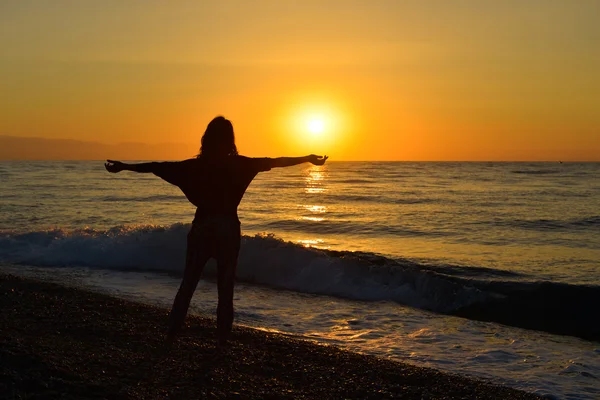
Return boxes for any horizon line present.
[1,158,598,163]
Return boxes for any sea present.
[1,160,599,399]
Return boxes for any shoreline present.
[0,273,539,399]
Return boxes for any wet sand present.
[0,273,539,399]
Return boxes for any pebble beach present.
[0,273,540,399]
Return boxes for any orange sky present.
[1,1,599,160]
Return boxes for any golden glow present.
[307,117,325,135]
[295,168,329,248]
[304,166,327,194]
[1,2,599,160]
[301,216,325,222]
[297,238,327,248]
[304,205,327,213]
[280,96,352,156]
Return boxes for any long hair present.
[198,116,238,158]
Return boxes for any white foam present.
[0,224,485,312]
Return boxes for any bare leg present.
[216,257,237,346]
[215,223,240,346]
[167,229,210,343]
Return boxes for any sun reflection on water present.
[296,166,330,248]
[304,166,327,194]
[300,216,325,222]
[303,205,327,213]
[297,238,327,248]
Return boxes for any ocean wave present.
[418,263,524,278]
[1,224,598,340]
[571,216,600,227]
[491,216,600,231]
[531,190,592,198]
[326,194,386,203]
[326,193,434,205]
[98,195,185,202]
[511,169,561,175]
[333,178,375,184]
[455,280,600,342]
[259,219,444,237]
[0,224,479,312]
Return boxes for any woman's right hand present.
[308,155,328,166]
[105,160,125,173]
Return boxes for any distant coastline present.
[0,136,195,160]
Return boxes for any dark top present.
[151,155,273,222]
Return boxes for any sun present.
[281,96,350,153]
[289,107,337,149]
[307,118,325,135]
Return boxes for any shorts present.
[187,215,241,265]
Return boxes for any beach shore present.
[0,273,539,399]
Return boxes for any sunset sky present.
[1,1,599,160]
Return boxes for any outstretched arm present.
[104,160,158,173]
[271,154,328,168]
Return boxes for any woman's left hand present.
[105,160,126,173]
[308,155,328,166]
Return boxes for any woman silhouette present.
[105,116,327,345]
